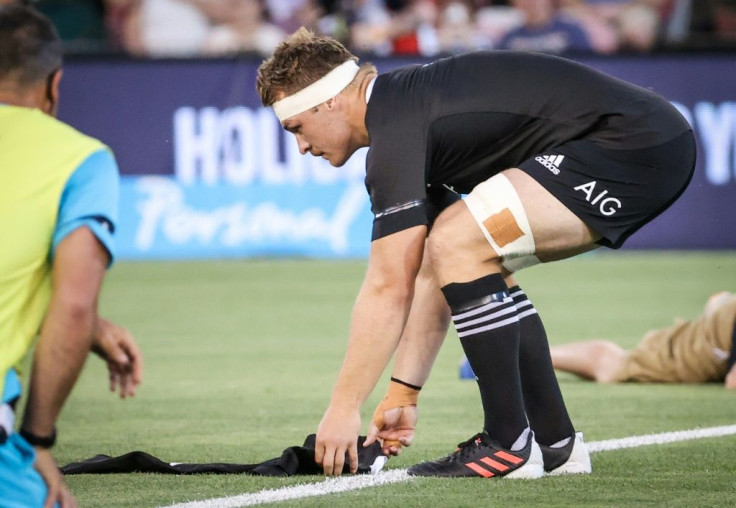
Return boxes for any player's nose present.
[296,134,311,155]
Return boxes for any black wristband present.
[19,427,57,448]
[390,377,422,391]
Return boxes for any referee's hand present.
[34,448,76,508]
[91,318,144,398]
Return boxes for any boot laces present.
[451,433,486,460]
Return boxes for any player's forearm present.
[392,322,447,387]
[329,226,426,410]
[391,269,451,387]
[329,281,414,410]
[21,299,96,435]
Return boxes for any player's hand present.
[91,318,143,398]
[315,404,361,476]
[365,404,417,456]
[34,448,77,508]
[364,379,419,456]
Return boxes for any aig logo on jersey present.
[535,154,564,175]
[574,181,622,216]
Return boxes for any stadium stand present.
[29,0,736,56]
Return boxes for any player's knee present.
[427,217,490,274]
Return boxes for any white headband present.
[272,60,360,122]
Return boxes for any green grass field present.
[56,251,736,507]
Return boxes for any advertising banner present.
[59,54,736,258]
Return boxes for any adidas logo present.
[534,154,564,175]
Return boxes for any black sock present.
[442,274,527,449]
[509,285,575,445]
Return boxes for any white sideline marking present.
[161,425,736,508]
[161,469,409,508]
[586,424,736,453]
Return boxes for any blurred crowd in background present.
[6,0,736,57]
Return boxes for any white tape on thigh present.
[463,173,540,273]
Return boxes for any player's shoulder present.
[15,107,109,155]
[47,113,107,151]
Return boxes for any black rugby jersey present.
[364,51,690,240]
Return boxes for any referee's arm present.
[21,226,110,506]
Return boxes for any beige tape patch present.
[463,173,539,273]
[483,208,525,248]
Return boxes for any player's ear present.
[43,68,63,117]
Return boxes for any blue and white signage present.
[59,55,736,258]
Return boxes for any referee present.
[257,29,695,478]
[0,5,142,506]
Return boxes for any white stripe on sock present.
[516,308,537,320]
[454,305,517,330]
[457,315,520,338]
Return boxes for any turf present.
[54,251,736,507]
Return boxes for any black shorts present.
[518,131,696,249]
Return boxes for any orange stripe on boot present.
[494,450,523,464]
[480,456,509,472]
[465,462,495,478]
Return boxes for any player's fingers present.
[348,441,359,474]
[399,433,414,447]
[105,341,130,370]
[331,447,345,476]
[314,441,325,466]
[381,439,402,456]
[316,440,339,476]
[119,372,133,399]
[96,327,128,365]
[108,363,118,393]
[131,354,143,386]
[364,422,380,447]
[59,486,77,508]
[321,449,335,476]
[126,372,138,397]
[119,334,144,385]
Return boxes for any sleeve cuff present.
[371,202,428,241]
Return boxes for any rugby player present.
[550,291,736,388]
[257,28,695,478]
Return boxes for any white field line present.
[160,424,736,508]
[586,424,736,452]
[160,469,410,508]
